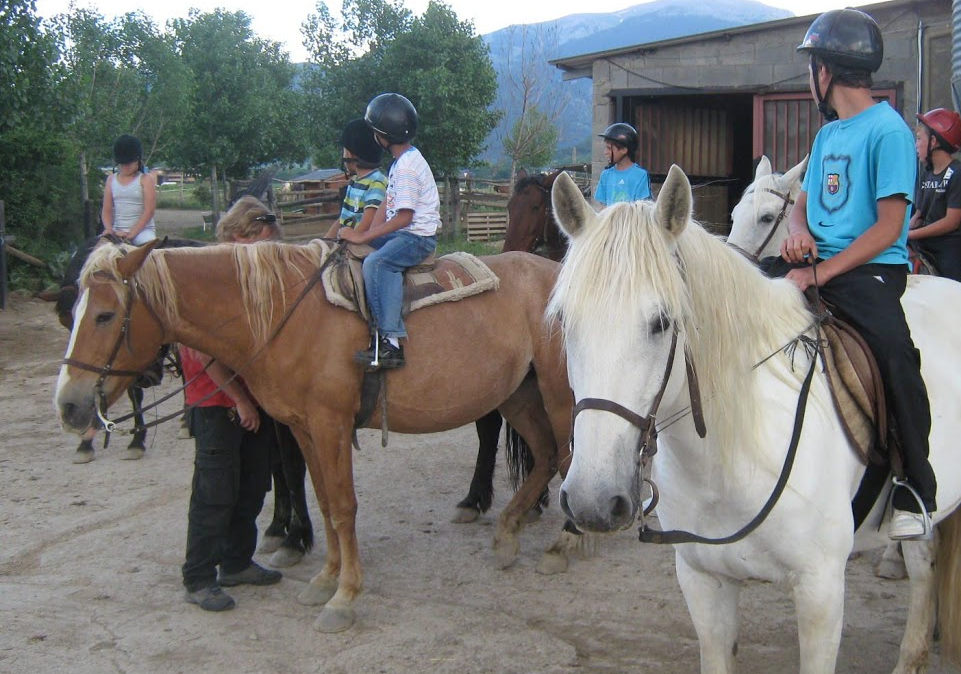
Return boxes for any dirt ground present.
[0,294,954,674]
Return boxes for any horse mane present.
[80,240,331,344]
[548,200,816,465]
[513,174,548,195]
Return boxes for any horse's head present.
[55,240,167,434]
[728,155,807,260]
[549,166,695,532]
[504,172,559,255]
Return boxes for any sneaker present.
[217,562,283,587]
[888,509,930,540]
[185,585,235,612]
[354,338,405,370]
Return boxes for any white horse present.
[548,165,961,674]
[729,155,908,580]
[728,155,807,261]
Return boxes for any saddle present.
[813,301,904,478]
[322,243,499,325]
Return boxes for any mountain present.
[479,0,794,171]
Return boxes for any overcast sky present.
[34,0,876,63]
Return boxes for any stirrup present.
[885,477,932,537]
[370,329,381,369]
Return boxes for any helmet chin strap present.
[811,56,839,122]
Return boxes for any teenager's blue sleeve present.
[636,170,652,200]
[875,130,916,204]
[594,171,610,205]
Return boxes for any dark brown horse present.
[503,170,566,262]
[56,241,577,632]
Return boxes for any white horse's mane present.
[80,240,331,344]
[548,199,815,462]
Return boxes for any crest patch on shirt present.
[820,155,851,214]
[827,173,840,194]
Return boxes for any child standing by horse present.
[181,199,285,612]
[338,93,440,370]
[102,134,157,245]
[907,108,961,281]
[594,123,652,206]
[325,118,387,239]
[770,8,936,539]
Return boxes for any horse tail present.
[505,424,549,509]
[937,506,961,666]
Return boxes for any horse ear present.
[655,165,692,239]
[780,155,808,193]
[116,239,160,279]
[754,156,773,180]
[552,171,596,239]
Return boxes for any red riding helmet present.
[916,108,961,153]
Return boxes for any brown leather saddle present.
[814,301,904,478]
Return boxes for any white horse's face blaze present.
[550,167,693,533]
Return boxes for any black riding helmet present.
[599,123,638,162]
[365,93,418,145]
[340,118,383,168]
[113,134,143,165]
[797,9,882,122]
[796,9,883,73]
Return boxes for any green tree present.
[502,105,558,176]
[301,0,498,175]
[0,0,60,134]
[171,9,308,219]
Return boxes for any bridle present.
[570,330,707,517]
[736,187,795,261]
[61,240,348,435]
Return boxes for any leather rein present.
[570,297,824,547]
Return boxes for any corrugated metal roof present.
[290,168,343,182]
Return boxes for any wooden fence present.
[465,211,508,242]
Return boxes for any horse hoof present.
[535,551,569,575]
[876,558,907,580]
[73,449,95,464]
[257,535,284,554]
[451,507,480,524]
[121,447,145,461]
[268,547,305,568]
[493,537,520,570]
[524,508,542,525]
[312,606,355,633]
[298,581,337,606]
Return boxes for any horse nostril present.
[61,402,76,420]
[559,488,573,520]
[610,494,633,525]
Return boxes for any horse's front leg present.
[290,427,340,609]
[792,562,846,674]
[124,386,147,460]
[891,538,937,674]
[302,417,360,633]
[676,553,741,674]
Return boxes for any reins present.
[64,239,347,436]
[637,259,826,545]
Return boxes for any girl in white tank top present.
[103,134,158,246]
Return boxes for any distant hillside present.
[480,0,793,170]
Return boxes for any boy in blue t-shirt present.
[770,9,935,539]
[325,118,387,239]
[594,123,652,206]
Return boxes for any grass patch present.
[436,236,502,256]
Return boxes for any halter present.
[61,277,149,432]
[737,187,794,261]
[570,330,707,517]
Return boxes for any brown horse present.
[504,170,566,262]
[55,240,575,632]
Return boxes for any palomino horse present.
[55,241,575,633]
[549,166,961,673]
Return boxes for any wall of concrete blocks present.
[581,0,951,187]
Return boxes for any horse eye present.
[95,311,116,326]
[760,214,776,225]
[650,314,671,335]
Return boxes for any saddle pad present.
[321,245,499,322]
[820,318,887,467]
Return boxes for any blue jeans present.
[363,231,437,338]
